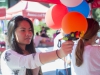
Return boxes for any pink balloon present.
[60,0,83,7]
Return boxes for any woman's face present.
[15,20,33,45]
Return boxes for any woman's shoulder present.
[85,45,100,49]
[84,45,100,56]
[2,49,18,55]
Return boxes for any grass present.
[0,33,5,41]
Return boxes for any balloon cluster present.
[45,0,90,40]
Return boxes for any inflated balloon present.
[62,12,88,37]
[60,0,83,7]
[68,0,90,17]
[45,4,68,29]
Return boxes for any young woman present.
[71,18,100,75]
[1,15,74,75]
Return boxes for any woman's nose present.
[26,31,32,36]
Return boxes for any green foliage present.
[0,28,2,34]
[0,33,5,41]
[34,25,41,35]
[92,8,97,19]
[0,27,5,41]
[33,21,56,37]
[34,24,56,37]
[47,29,56,38]
[92,8,100,22]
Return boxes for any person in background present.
[1,15,74,75]
[34,32,53,47]
[34,32,43,47]
[53,29,71,75]
[40,26,46,35]
[71,18,100,75]
[53,30,61,40]
[40,26,48,38]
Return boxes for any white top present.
[71,44,100,75]
[53,33,71,69]
[1,49,43,75]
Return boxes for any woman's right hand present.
[58,41,74,58]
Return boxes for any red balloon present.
[45,4,68,29]
[62,12,88,36]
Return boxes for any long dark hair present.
[7,15,35,53]
[7,15,37,75]
[75,18,100,67]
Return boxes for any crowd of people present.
[1,15,100,75]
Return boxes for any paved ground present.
[41,61,56,75]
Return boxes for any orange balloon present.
[45,4,68,29]
[62,12,88,35]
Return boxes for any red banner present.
[0,8,6,17]
[23,10,46,19]
[91,0,100,8]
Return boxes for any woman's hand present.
[58,41,74,58]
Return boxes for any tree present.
[0,27,2,34]
[92,8,100,22]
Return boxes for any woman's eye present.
[29,29,32,31]
[21,30,25,31]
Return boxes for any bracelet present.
[56,50,61,59]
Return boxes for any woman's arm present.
[1,41,73,69]
[39,41,73,64]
